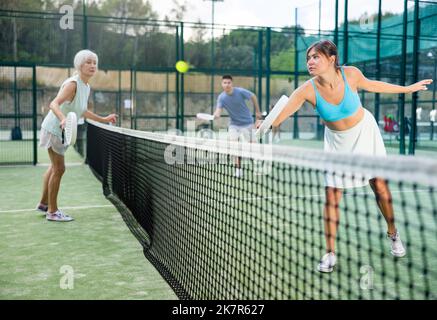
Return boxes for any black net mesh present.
[86,120,437,300]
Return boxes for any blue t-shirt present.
[216,87,254,126]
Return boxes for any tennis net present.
[86,120,437,300]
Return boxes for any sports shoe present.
[235,168,243,178]
[317,252,337,273]
[36,203,48,213]
[46,210,74,222]
[388,230,406,257]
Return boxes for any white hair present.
[73,49,98,74]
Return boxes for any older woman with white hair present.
[36,49,117,222]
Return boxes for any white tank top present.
[41,74,90,137]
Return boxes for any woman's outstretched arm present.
[352,66,432,94]
[272,84,308,128]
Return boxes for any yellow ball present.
[175,60,189,73]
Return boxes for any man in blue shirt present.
[213,74,262,177]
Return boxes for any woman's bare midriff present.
[323,107,364,131]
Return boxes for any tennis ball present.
[175,60,189,73]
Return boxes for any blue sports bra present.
[310,67,361,122]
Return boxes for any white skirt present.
[324,108,386,188]
[39,129,68,156]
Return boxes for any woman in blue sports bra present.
[267,40,432,273]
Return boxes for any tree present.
[186,19,209,68]
[341,11,397,28]
[0,0,46,61]
[271,48,295,72]
[100,0,158,66]
[169,0,188,21]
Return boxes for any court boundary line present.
[0,162,84,168]
[1,189,430,213]
[0,204,113,214]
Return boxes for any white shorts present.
[324,108,387,188]
[229,124,255,142]
[39,129,68,156]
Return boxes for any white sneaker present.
[36,203,48,214]
[317,252,337,273]
[235,168,243,178]
[388,231,406,257]
[46,210,74,222]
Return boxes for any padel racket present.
[61,112,77,146]
[196,113,215,121]
[255,95,289,138]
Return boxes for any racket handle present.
[62,130,65,144]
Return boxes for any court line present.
[2,189,430,213]
[0,204,113,214]
[0,162,84,168]
[37,162,84,167]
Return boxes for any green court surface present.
[0,141,84,164]
[0,150,177,300]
